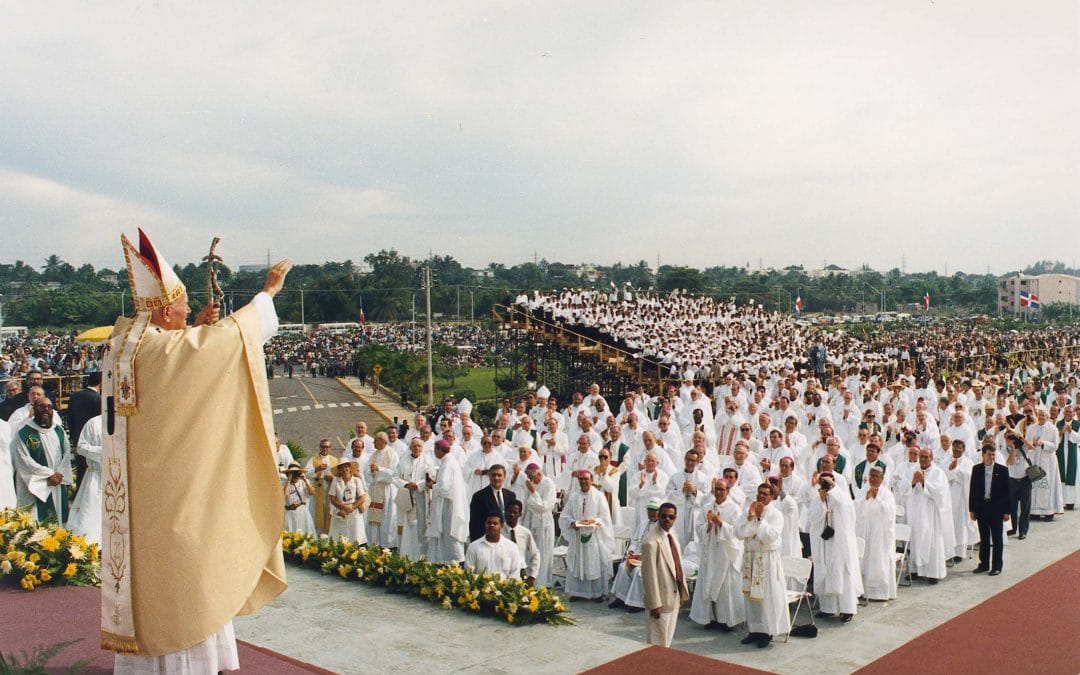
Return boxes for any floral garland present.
[0,509,100,591]
[281,531,573,626]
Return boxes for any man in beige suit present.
[640,501,690,647]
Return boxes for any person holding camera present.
[1004,431,1033,539]
[808,471,862,622]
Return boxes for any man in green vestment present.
[12,399,72,523]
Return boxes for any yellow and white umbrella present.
[75,325,114,342]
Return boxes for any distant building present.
[998,273,1080,315]
[238,264,268,273]
[807,264,850,279]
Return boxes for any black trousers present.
[975,504,1005,570]
[1008,477,1032,535]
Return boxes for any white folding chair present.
[893,523,912,587]
[782,556,814,642]
[894,503,906,523]
[551,544,569,588]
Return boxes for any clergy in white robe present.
[630,451,669,535]
[426,440,469,564]
[282,463,317,536]
[609,503,657,609]
[735,484,790,646]
[945,441,978,560]
[1056,409,1080,507]
[393,438,433,560]
[65,415,103,544]
[328,461,368,544]
[558,471,614,600]
[664,450,711,549]
[537,418,568,488]
[727,443,764,503]
[1027,410,1064,516]
[907,448,955,581]
[769,476,801,559]
[854,467,897,600]
[808,473,863,618]
[689,480,746,630]
[522,465,558,587]
[465,515,525,580]
[12,400,72,523]
[364,432,399,548]
[464,435,508,497]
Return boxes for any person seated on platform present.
[610,501,660,613]
[464,512,524,580]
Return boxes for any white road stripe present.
[301,405,311,411]
[287,407,297,412]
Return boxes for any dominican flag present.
[923,292,930,311]
[795,292,803,318]
[1019,290,1030,307]
[1030,294,1041,310]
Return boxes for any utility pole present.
[299,285,305,330]
[424,266,434,408]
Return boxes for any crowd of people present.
[4,282,1080,656]
[1,334,104,380]
[271,343,1078,648]
[515,288,1080,383]
[516,288,893,378]
[262,322,505,378]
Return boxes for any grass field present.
[432,366,498,402]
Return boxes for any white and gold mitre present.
[122,228,186,312]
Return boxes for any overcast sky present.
[1,1,1077,275]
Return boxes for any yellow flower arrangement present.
[280,530,573,626]
[0,509,100,592]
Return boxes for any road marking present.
[273,409,283,415]
[326,403,338,408]
[287,407,297,413]
[301,405,311,411]
[297,378,319,405]
[315,404,325,409]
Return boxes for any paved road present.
[267,368,385,456]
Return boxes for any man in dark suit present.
[969,443,1011,576]
[468,464,516,543]
[65,371,102,493]
[66,371,102,447]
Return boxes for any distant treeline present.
[0,253,1074,329]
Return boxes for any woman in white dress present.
[329,460,368,543]
[283,462,316,535]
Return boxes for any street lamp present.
[862,282,885,314]
[299,285,306,330]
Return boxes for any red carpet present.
[858,550,1080,675]
[583,645,770,675]
[0,585,333,673]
